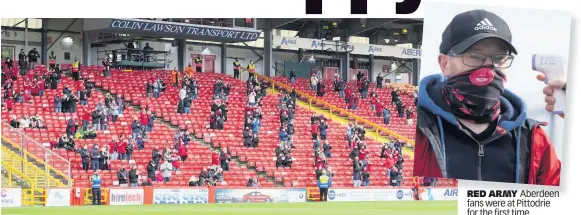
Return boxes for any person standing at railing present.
[72,57,80,81]
[90,171,102,205]
[289,68,296,84]
[195,55,203,73]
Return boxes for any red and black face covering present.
[442,66,506,124]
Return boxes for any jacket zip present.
[460,129,504,181]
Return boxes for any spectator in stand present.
[9,116,19,128]
[129,166,139,187]
[90,144,101,171]
[108,137,118,161]
[310,74,318,91]
[252,133,259,148]
[81,107,91,130]
[152,146,162,170]
[349,93,358,110]
[360,77,370,98]
[147,160,156,182]
[211,151,221,168]
[323,141,332,158]
[118,136,128,160]
[139,110,149,132]
[91,108,101,131]
[131,117,141,139]
[383,107,391,125]
[316,80,325,97]
[289,69,296,84]
[160,159,173,183]
[319,119,328,140]
[284,153,293,168]
[338,80,346,98]
[353,157,363,187]
[188,176,199,186]
[66,117,76,137]
[389,167,401,187]
[99,146,109,170]
[375,101,384,117]
[362,170,370,187]
[276,154,285,169]
[79,145,89,171]
[171,150,181,172]
[117,166,129,187]
[220,148,230,171]
[243,127,252,148]
[79,90,87,106]
[406,106,414,126]
[126,139,135,160]
[311,121,319,140]
[146,81,154,98]
[178,143,188,162]
[153,78,162,98]
[27,48,40,70]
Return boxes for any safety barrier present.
[249,72,415,145]
[1,144,68,188]
[2,121,72,187]
[1,160,38,206]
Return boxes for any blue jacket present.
[317,175,331,188]
[90,175,102,188]
[279,130,288,141]
[252,120,261,132]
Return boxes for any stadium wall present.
[0,187,457,207]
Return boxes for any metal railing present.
[1,121,72,187]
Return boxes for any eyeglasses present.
[450,52,514,68]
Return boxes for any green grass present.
[2,201,457,215]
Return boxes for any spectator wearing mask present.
[129,166,139,187]
[90,144,101,171]
[117,166,129,187]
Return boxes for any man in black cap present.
[413,9,560,185]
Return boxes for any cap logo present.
[474,18,497,31]
[469,68,495,86]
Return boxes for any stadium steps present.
[1,137,71,187]
[1,159,47,205]
[1,143,67,189]
[87,82,278,185]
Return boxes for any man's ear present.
[438,53,451,77]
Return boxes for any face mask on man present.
[442,66,506,123]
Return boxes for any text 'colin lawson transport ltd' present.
[466,190,559,215]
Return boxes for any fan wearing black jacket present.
[129,166,139,187]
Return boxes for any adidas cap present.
[439,9,518,55]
